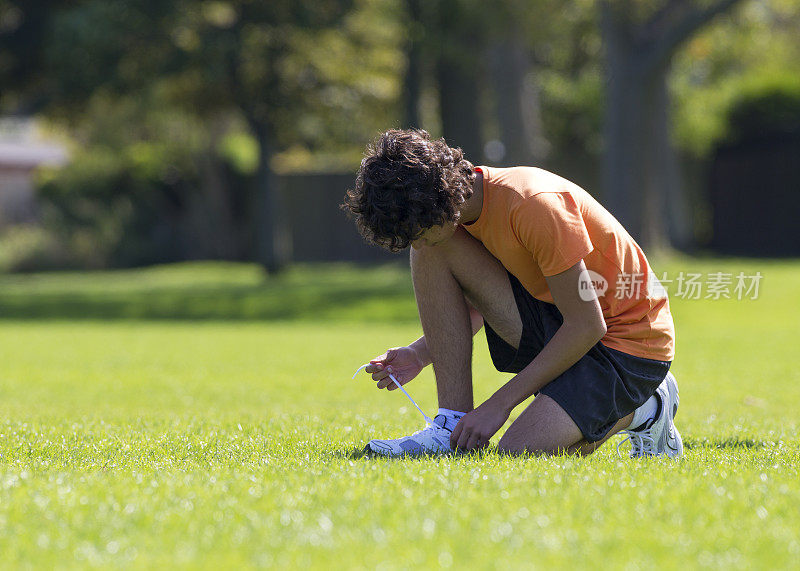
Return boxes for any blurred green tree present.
[35,96,219,268]
[0,0,399,271]
[0,0,64,112]
[5,0,797,267]
[402,0,486,160]
[535,2,604,189]
[402,0,569,167]
[599,0,748,251]
[481,0,563,167]
[670,0,800,246]
[49,0,357,272]
[2,0,403,270]
[671,0,800,155]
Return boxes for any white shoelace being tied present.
[616,432,657,458]
[352,364,436,426]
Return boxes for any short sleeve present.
[512,192,594,276]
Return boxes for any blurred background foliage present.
[0,0,798,272]
[672,0,800,154]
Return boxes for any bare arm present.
[489,260,606,412]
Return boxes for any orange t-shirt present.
[464,166,675,361]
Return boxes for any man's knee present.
[497,429,533,455]
[409,241,452,274]
[409,243,429,267]
[410,246,436,283]
[496,436,521,455]
[410,227,478,270]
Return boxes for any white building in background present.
[0,117,68,229]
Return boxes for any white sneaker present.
[364,415,454,457]
[619,372,683,459]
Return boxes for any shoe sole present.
[664,372,684,458]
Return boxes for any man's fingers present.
[450,421,463,448]
[365,362,391,379]
[369,349,397,368]
[456,427,472,450]
[371,365,395,383]
[378,372,403,390]
[465,432,481,451]
[364,362,385,374]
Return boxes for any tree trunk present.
[601,6,648,243]
[488,38,540,166]
[639,67,667,253]
[646,67,692,251]
[190,117,239,259]
[432,0,483,161]
[604,47,678,251]
[436,58,483,162]
[403,0,422,128]
[251,120,291,273]
[601,0,746,252]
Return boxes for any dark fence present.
[709,134,800,256]
[279,172,400,263]
[281,151,800,262]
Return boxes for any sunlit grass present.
[0,257,798,567]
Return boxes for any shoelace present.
[353,364,436,426]
[412,416,451,435]
[616,432,656,458]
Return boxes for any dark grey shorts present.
[485,272,671,442]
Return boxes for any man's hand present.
[450,398,511,451]
[364,346,425,390]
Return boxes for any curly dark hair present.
[342,129,475,252]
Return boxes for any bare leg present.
[496,397,636,456]
[566,412,634,456]
[497,394,585,454]
[410,243,473,412]
[410,227,523,412]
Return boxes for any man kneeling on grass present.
[342,129,682,458]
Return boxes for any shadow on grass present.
[344,439,787,459]
[338,446,556,461]
[339,445,476,461]
[342,447,499,461]
[338,445,453,461]
[0,263,419,322]
[684,437,770,450]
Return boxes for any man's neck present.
[460,169,483,225]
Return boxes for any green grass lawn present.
[0,258,798,568]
